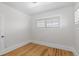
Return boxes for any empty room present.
[0,2,79,56]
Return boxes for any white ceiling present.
[3,2,75,16]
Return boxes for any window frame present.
[36,16,60,28]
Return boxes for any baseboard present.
[0,40,31,55]
[32,40,77,56]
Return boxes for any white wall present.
[0,3,31,49]
[31,6,75,49]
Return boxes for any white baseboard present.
[0,40,31,55]
[32,40,77,56]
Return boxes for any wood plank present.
[21,45,42,56]
[31,46,48,56]
[17,44,38,56]
[48,48,56,56]
[58,49,62,56]
[43,50,48,56]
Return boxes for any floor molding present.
[0,40,31,55]
[32,40,77,56]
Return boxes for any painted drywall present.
[0,3,31,49]
[31,6,75,48]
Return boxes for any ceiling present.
[3,2,75,16]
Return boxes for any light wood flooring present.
[3,43,73,56]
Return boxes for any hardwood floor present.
[3,43,73,56]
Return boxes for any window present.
[47,18,59,27]
[75,9,79,24]
[37,20,45,27]
[36,16,60,28]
